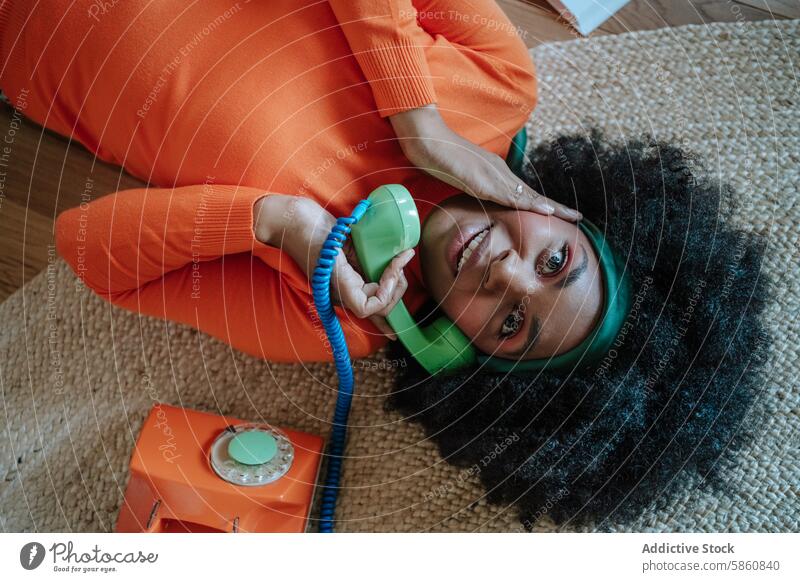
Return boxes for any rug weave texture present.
[1,19,798,532]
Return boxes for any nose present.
[483,249,535,296]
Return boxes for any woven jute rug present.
[1,19,798,532]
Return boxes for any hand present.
[254,195,413,339]
[389,104,581,221]
[330,245,413,339]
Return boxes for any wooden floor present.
[0,0,797,301]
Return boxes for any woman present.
[2,1,769,527]
[0,0,583,362]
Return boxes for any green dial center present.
[227,430,277,465]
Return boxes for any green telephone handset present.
[351,184,477,375]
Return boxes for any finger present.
[375,270,408,318]
[347,271,408,326]
[512,184,552,213]
[334,250,414,319]
[369,315,397,340]
[548,198,582,222]
[357,250,412,317]
[375,249,414,302]
[337,257,398,319]
[337,278,379,319]
[330,253,363,306]
[332,255,373,316]
[368,270,409,340]
[514,184,582,221]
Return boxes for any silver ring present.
[515,183,524,196]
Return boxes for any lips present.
[448,224,492,276]
[457,228,490,273]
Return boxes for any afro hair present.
[389,131,772,530]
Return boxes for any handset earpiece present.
[349,184,420,279]
[351,185,476,374]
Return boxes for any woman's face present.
[420,196,604,361]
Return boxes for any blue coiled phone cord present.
[311,199,371,533]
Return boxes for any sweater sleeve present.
[328,0,536,130]
[416,0,537,150]
[413,0,527,57]
[55,183,267,296]
[54,184,387,362]
[327,0,437,117]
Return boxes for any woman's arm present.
[389,104,581,220]
[55,185,411,359]
[329,1,580,219]
[253,194,414,339]
[55,184,267,297]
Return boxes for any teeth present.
[457,228,489,273]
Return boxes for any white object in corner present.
[547,0,630,36]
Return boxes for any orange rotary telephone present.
[115,405,323,533]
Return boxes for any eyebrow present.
[505,244,589,358]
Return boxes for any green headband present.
[477,219,632,374]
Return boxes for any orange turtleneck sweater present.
[0,0,536,361]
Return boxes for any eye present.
[500,304,524,339]
[538,243,569,276]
